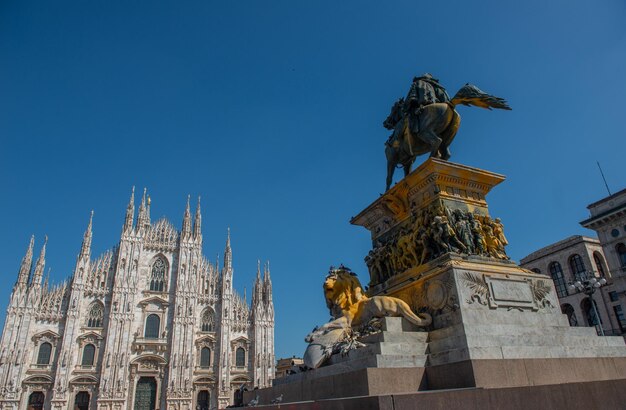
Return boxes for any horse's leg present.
[386,154,395,191]
[439,144,452,161]
[438,109,460,161]
[403,163,411,177]
[419,130,442,158]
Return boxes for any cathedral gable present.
[138,296,169,310]
[31,330,60,344]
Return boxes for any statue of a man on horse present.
[383,73,511,191]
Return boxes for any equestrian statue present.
[383,73,511,191]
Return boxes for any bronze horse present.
[383,84,511,191]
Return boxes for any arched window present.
[561,304,578,327]
[236,347,245,367]
[145,314,160,339]
[81,344,95,366]
[28,392,45,409]
[200,308,215,332]
[200,347,211,368]
[581,298,603,332]
[86,302,104,328]
[197,390,210,410]
[549,262,568,298]
[74,391,90,410]
[569,254,586,280]
[150,257,167,292]
[580,298,602,334]
[617,243,626,268]
[593,252,607,277]
[36,342,52,365]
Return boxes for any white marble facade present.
[0,189,275,410]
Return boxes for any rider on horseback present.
[403,73,450,136]
[382,73,510,191]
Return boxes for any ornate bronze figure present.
[383,74,511,191]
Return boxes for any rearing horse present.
[383,84,511,191]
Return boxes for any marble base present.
[246,379,626,410]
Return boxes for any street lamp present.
[568,271,608,336]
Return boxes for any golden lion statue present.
[323,267,432,328]
[304,266,431,368]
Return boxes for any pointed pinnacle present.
[128,186,135,207]
[18,235,36,281]
[266,261,272,283]
[22,235,35,261]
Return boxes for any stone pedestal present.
[244,159,626,409]
[350,159,626,389]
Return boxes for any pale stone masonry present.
[0,188,275,410]
[581,188,626,334]
[519,235,621,335]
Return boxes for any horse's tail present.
[450,83,511,111]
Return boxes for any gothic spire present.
[263,261,271,283]
[31,235,47,287]
[182,194,192,238]
[79,211,93,260]
[263,261,273,304]
[124,186,135,233]
[193,196,202,239]
[17,235,35,285]
[253,259,262,307]
[137,188,151,230]
[44,268,51,290]
[223,228,232,272]
[146,194,151,224]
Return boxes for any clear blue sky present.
[1,0,624,359]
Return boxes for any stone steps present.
[330,352,428,368]
[428,344,626,365]
[459,310,571,327]
[329,342,426,362]
[428,332,626,353]
[360,330,428,344]
[429,323,600,342]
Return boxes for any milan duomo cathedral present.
[0,188,275,410]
